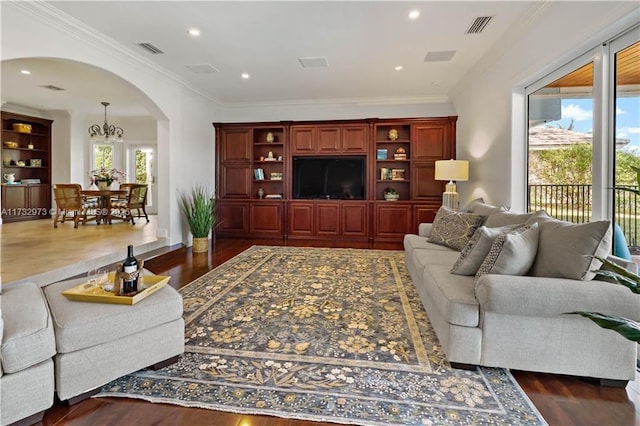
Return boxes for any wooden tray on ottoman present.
[62,274,170,305]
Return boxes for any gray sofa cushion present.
[427,206,485,251]
[44,277,184,353]
[0,282,56,374]
[484,210,548,227]
[528,218,612,280]
[420,263,479,327]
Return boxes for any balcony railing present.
[528,184,639,250]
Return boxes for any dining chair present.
[52,184,99,228]
[109,183,149,225]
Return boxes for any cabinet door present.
[412,123,452,161]
[250,202,283,235]
[374,203,413,241]
[341,203,368,237]
[342,125,368,153]
[411,164,443,200]
[220,164,251,198]
[220,128,251,162]
[216,201,249,234]
[317,126,341,153]
[1,185,26,219]
[289,202,314,235]
[291,126,316,154]
[28,184,50,216]
[413,204,439,231]
[315,203,340,236]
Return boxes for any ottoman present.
[43,275,184,403]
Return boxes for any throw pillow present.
[484,209,549,228]
[451,224,524,276]
[427,206,486,251]
[463,198,507,217]
[528,218,612,280]
[475,223,539,279]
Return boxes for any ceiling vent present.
[298,57,329,68]
[186,64,219,74]
[137,42,164,54]
[465,16,493,34]
[424,50,456,63]
[40,85,65,91]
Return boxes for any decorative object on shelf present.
[88,101,125,143]
[277,155,283,161]
[29,159,42,167]
[377,148,388,160]
[3,156,10,166]
[394,146,407,160]
[28,143,34,150]
[12,123,32,133]
[16,161,25,167]
[254,168,265,180]
[3,141,18,148]
[265,194,283,199]
[21,178,40,184]
[391,169,405,180]
[257,187,265,199]
[266,132,275,143]
[270,172,283,181]
[388,128,399,141]
[380,167,393,180]
[434,159,469,210]
[265,151,275,161]
[383,187,399,201]
[89,167,126,189]
[3,173,16,184]
[178,185,217,253]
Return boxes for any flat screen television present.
[293,156,366,199]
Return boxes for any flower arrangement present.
[89,167,126,186]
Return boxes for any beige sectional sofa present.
[404,202,640,385]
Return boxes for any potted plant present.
[383,187,399,201]
[89,167,126,190]
[178,186,217,253]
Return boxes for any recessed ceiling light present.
[20,70,31,75]
[241,73,250,79]
[188,28,201,37]
[394,65,403,71]
[408,10,420,20]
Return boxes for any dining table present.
[82,189,127,224]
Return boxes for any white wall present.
[1,2,222,245]
[451,2,639,211]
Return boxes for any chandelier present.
[88,101,124,143]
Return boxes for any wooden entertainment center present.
[214,116,457,243]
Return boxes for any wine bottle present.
[122,245,138,293]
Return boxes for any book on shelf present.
[264,194,283,199]
[380,167,393,180]
[376,148,388,160]
[391,169,405,180]
[270,172,283,181]
[254,168,265,180]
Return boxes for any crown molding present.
[5,1,222,107]
[1,102,54,119]
[224,95,451,109]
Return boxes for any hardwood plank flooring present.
[40,237,640,425]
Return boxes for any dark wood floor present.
[41,237,640,426]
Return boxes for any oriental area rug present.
[96,246,546,425]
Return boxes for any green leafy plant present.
[384,187,398,195]
[614,165,640,195]
[569,256,640,342]
[178,186,217,238]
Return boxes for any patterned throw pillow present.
[475,223,539,279]
[427,206,486,251]
[451,224,524,276]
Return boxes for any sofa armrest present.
[418,223,432,238]
[475,274,640,319]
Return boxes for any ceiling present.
[2,1,543,117]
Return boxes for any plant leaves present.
[569,311,640,342]
[593,256,640,294]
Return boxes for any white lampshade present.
[434,159,469,182]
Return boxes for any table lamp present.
[434,159,469,210]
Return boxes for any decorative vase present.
[384,192,399,201]
[97,181,111,190]
[266,132,275,143]
[388,128,399,141]
[192,237,209,253]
